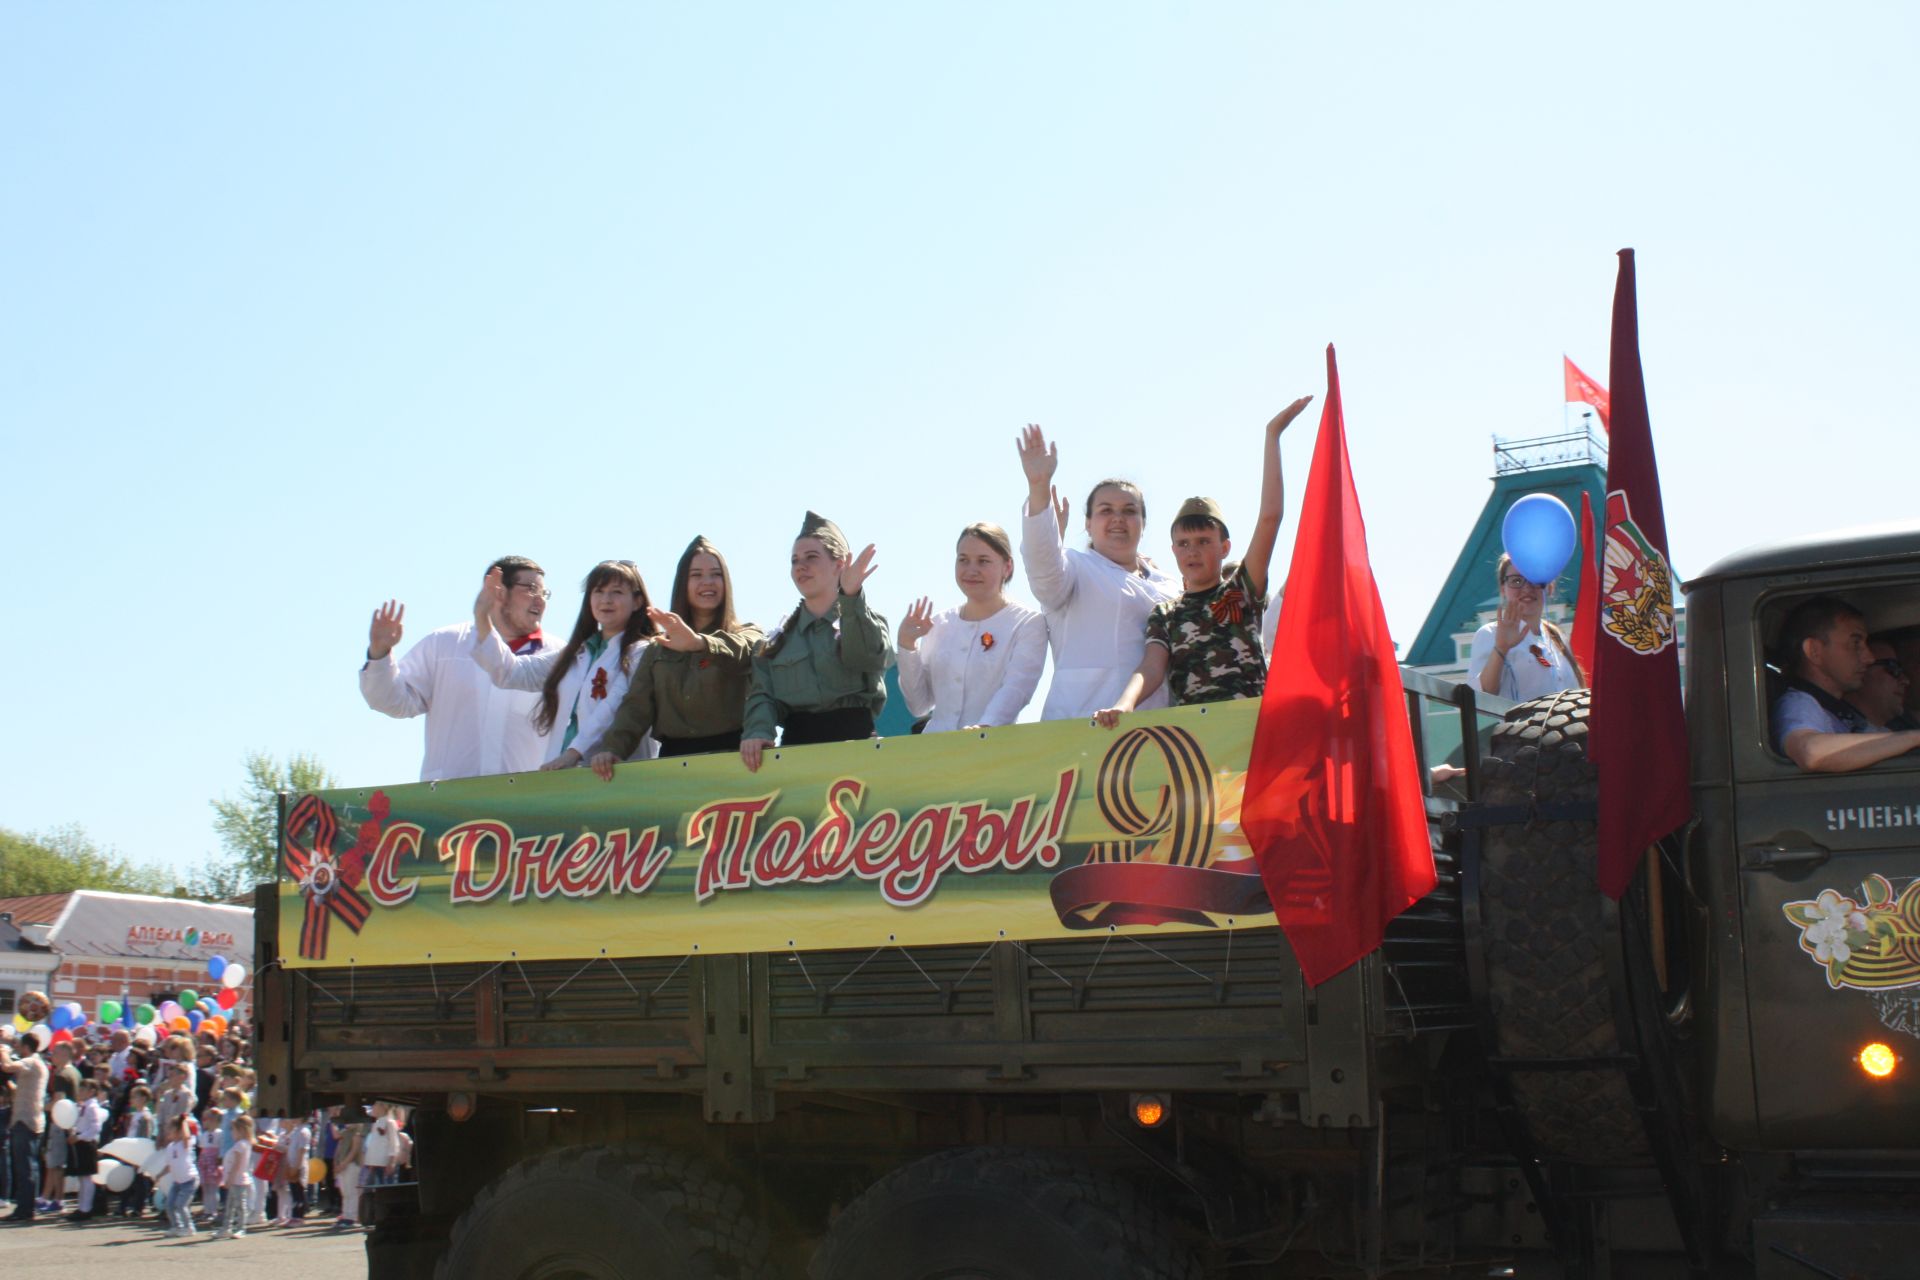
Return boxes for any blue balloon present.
[208,955,228,980]
[1502,494,1579,585]
[48,1006,73,1031]
[188,1010,204,1032]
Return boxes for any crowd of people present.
[0,1015,412,1241]
[360,410,1324,784]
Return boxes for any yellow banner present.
[277,701,1277,968]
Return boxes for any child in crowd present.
[213,1113,254,1240]
[273,1114,309,1225]
[361,1102,399,1189]
[119,1084,156,1217]
[67,1079,106,1219]
[1097,397,1311,724]
[249,1112,277,1224]
[161,1115,199,1237]
[740,513,894,771]
[201,1086,239,1222]
[333,1116,366,1230]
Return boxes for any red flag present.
[1242,344,1434,986]
[1564,354,1611,429]
[1571,490,1599,684]
[1591,250,1689,899]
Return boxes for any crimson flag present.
[1591,249,1689,899]
[1571,490,1599,684]
[1242,344,1434,986]
[1564,355,1611,429]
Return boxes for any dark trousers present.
[658,730,742,758]
[7,1124,39,1218]
[782,707,874,746]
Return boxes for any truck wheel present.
[1477,688,1649,1166]
[435,1145,772,1280]
[808,1147,1202,1280]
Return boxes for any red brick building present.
[0,891,253,1021]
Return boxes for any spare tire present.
[435,1144,772,1280]
[1477,688,1649,1166]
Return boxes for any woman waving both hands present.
[740,512,894,772]
[586,537,764,775]
[897,522,1046,732]
[1017,425,1180,721]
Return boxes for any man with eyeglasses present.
[1847,640,1918,732]
[1772,595,1920,772]
[360,555,552,780]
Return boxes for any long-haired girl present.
[1467,552,1585,701]
[588,536,765,772]
[472,560,658,769]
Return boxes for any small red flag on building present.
[1572,490,1599,684]
[1242,344,1434,986]
[1564,355,1611,429]
[1591,250,1689,899]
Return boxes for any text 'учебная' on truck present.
[254,521,1920,1280]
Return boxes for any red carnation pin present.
[980,632,996,651]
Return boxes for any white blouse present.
[1465,622,1581,704]
[897,602,1048,732]
[360,624,549,781]
[1020,504,1181,721]
[472,631,658,764]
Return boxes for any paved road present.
[0,1214,366,1276]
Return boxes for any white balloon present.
[105,1163,135,1193]
[50,1098,78,1130]
[141,1149,170,1177]
[30,1023,50,1042]
[221,963,248,990]
[102,1137,155,1166]
[132,1026,157,1046]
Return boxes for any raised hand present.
[1053,486,1070,538]
[897,597,935,651]
[1267,395,1313,437]
[741,737,775,773]
[368,601,406,660]
[1493,598,1528,655]
[647,607,703,653]
[838,544,879,596]
[1018,424,1059,515]
[473,567,508,639]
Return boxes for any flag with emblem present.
[1591,249,1690,899]
[1241,344,1434,985]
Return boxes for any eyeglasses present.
[1500,575,1538,589]
[1871,657,1907,679]
[506,581,552,600]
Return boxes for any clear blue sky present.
[4,4,1914,878]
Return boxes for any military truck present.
[254,522,1920,1279]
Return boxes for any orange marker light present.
[1131,1094,1167,1128]
[1858,1042,1897,1079]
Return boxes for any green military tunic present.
[586,625,764,759]
[742,590,894,741]
[1144,562,1268,705]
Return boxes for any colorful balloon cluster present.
[6,955,250,1047]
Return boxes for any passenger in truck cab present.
[1846,639,1916,731]
[740,512,894,772]
[1771,594,1920,771]
[360,555,552,780]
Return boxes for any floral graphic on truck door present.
[1782,875,1920,992]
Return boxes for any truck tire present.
[435,1144,772,1280]
[1478,688,1649,1166]
[808,1147,1202,1280]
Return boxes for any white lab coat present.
[471,630,657,764]
[1020,504,1180,721]
[897,602,1048,732]
[359,623,547,780]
